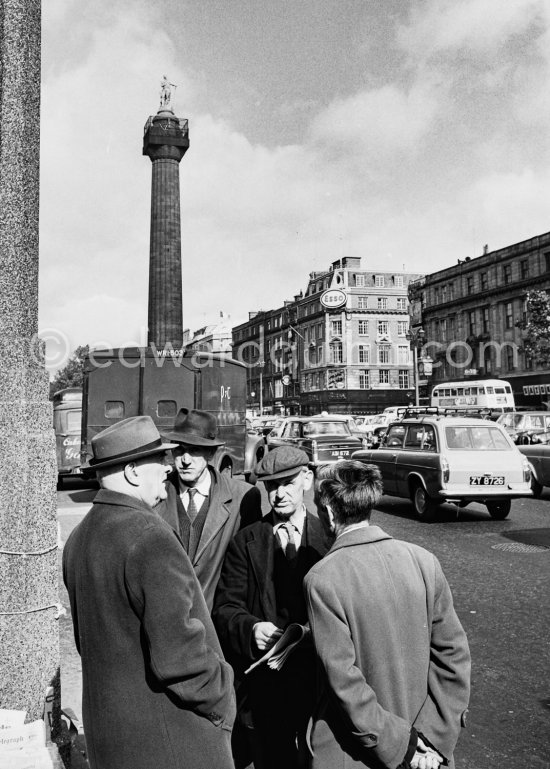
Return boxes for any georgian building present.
[408,230,550,408]
[232,257,422,415]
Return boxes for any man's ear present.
[124,461,140,487]
[302,467,314,492]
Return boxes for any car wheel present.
[411,482,436,520]
[56,476,64,491]
[531,475,543,499]
[486,500,511,520]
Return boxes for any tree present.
[49,345,89,399]
[516,290,550,366]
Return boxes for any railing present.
[143,116,189,136]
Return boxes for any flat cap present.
[255,445,310,481]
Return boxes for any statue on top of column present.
[159,75,177,111]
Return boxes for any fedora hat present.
[83,416,178,472]
[162,408,225,447]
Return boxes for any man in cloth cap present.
[213,446,329,769]
[157,408,262,611]
[63,416,236,769]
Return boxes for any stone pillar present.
[0,0,59,729]
[143,110,189,350]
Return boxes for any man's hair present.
[314,460,383,525]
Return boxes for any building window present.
[503,264,512,284]
[397,297,407,311]
[468,310,476,336]
[330,319,342,336]
[394,275,404,288]
[358,296,368,309]
[375,275,385,287]
[317,345,323,364]
[377,297,388,310]
[506,348,516,371]
[545,253,550,273]
[397,320,408,336]
[398,345,409,364]
[448,283,454,300]
[434,287,439,304]
[448,316,455,337]
[440,318,447,340]
[379,369,390,385]
[398,370,410,389]
[355,274,366,287]
[467,276,474,293]
[484,348,493,374]
[520,260,529,279]
[358,320,369,335]
[481,272,488,291]
[359,345,370,363]
[359,370,370,389]
[330,340,343,364]
[482,307,490,333]
[377,320,389,337]
[378,344,391,364]
[505,302,514,329]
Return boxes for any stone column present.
[143,109,189,350]
[0,0,59,730]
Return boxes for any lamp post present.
[406,327,426,407]
[257,359,264,414]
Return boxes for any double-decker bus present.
[430,379,515,413]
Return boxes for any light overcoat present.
[156,468,262,610]
[304,525,471,769]
[63,489,236,769]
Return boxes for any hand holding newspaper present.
[245,623,309,674]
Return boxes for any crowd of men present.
[63,410,471,769]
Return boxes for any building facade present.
[408,230,550,408]
[232,257,422,415]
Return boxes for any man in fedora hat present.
[63,416,236,769]
[157,408,262,611]
[213,446,329,769]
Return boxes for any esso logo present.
[320,289,347,309]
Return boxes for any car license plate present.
[469,476,505,485]
[330,450,350,457]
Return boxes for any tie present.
[280,522,297,560]
[186,488,199,523]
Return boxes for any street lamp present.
[406,327,426,407]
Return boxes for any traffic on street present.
[57,473,550,769]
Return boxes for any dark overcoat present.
[304,525,471,769]
[212,512,329,769]
[156,468,262,610]
[63,489,236,769]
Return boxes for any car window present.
[404,425,424,449]
[445,425,510,450]
[422,425,436,451]
[386,425,406,447]
[303,421,350,436]
[283,422,301,438]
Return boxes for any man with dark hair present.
[213,446,329,769]
[305,460,470,769]
[157,408,262,610]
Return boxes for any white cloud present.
[397,0,548,60]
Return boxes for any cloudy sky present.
[40,0,550,369]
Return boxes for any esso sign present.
[320,289,347,309]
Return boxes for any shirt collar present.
[273,504,306,535]
[178,466,211,499]
[335,521,370,540]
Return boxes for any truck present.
[53,387,83,486]
[81,347,252,477]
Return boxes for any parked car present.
[352,411,532,520]
[266,417,289,448]
[266,415,366,465]
[252,415,282,438]
[497,411,550,444]
[244,419,267,482]
[518,439,550,497]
